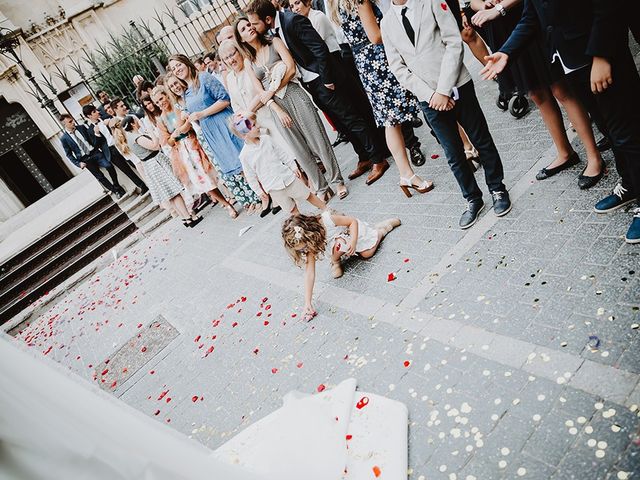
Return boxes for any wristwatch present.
[495,3,506,16]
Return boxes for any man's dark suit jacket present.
[276,10,336,86]
[500,0,624,70]
[60,124,111,168]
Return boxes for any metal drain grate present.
[95,315,179,392]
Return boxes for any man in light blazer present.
[381,0,511,229]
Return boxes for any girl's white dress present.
[320,210,378,258]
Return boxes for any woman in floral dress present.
[168,54,261,212]
[326,0,434,197]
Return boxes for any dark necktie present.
[271,26,280,38]
[401,7,415,46]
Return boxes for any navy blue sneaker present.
[594,184,636,213]
[625,208,640,244]
[459,200,485,229]
[491,190,512,217]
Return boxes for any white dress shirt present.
[94,120,115,147]
[68,128,91,156]
[308,9,340,53]
[239,133,297,194]
[274,12,320,83]
[391,0,416,30]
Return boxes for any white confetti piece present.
[517,467,527,476]
[577,416,587,424]
[602,408,616,418]
[461,402,472,414]
[533,414,541,422]
[595,449,605,458]
[618,472,630,479]
[388,384,396,391]
[597,441,608,449]
[587,439,597,447]
[466,476,477,480]
[594,402,604,410]
[439,465,447,472]
[631,324,639,330]
[537,394,546,401]
[611,424,621,433]
[500,447,510,456]
[569,427,578,435]
[585,426,594,434]
[565,420,574,427]
[238,225,253,237]
[498,460,507,469]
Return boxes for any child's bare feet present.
[331,260,344,279]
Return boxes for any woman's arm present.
[331,214,359,256]
[303,253,317,313]
[357,1,382,45]
[472,0,522,27]
[136,133,161,151]
[173,110,192,136]
[156,118,173,147]
[271,38,297,87]
[189,100,230,122]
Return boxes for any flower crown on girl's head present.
[293,226,304,243]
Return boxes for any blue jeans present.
[420,81,505,202]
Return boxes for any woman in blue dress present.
[326,0,434,198]
[168,54,261,212]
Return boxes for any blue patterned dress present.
[183,72,259,207]
[339,1,419,128]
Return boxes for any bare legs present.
[169,194,195,220]
[386,125,432,189]
[551,81,603,176]
[529,86,575,167]
[529,81,604,176]
[207,188,237,218]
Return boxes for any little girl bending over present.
[230,111,327,215]
[282,212,400,321]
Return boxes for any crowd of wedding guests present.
[59,0,640,244]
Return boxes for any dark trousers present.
[83,152,120,193]
[421,80,505,202]
[302,74,381,164]
[566,48,640,200]
[107,146,146,190]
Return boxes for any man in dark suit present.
[59,113,124,197]
[482,0,640,244]
[82,105,148,194]
[246,0,390,185]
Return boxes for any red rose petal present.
[404,258,410,263]
[356,396,369,409]
[232,322,238,327]
[346,434,353,440]
[263,320,269,326]
[317,384,326,392]
[387,272,397,282]
[192,395,198,402]
[431,154,440,159]
[154,409,160,416]
[194,335,201,342]
[141,346,147,352]
[297,362,303,368]
[404,360,411,367]
[253,348,259,355]
[261,297,268,303]
[271,368,278,374]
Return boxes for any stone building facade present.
[0,0,233,237]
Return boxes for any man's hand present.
[472,8,500,27]
[480,52,509,80]
[79,162,87,169]
[93,124,101,136]
[429,93,454,111]
[324,83,336,91]
[591,56,613,94]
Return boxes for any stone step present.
[0,219,137,324]
[0,195,115,278]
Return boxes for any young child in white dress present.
[282,211,400,321]
[230,111,326,214]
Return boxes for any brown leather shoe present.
[348,160,372,180]
[365,160,389,185]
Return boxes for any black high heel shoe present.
[184,216,203,228]
[260,197,273,218]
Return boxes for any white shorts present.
[269,177,311,213]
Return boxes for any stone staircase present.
[0,190,170,325]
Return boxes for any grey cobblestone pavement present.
[9,54,640,479]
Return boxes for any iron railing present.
[53,0,247,106]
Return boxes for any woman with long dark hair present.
[233,18,349,200]
[167,54,261,213]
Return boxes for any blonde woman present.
[113,116,202,227]
[151,85,237,219]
